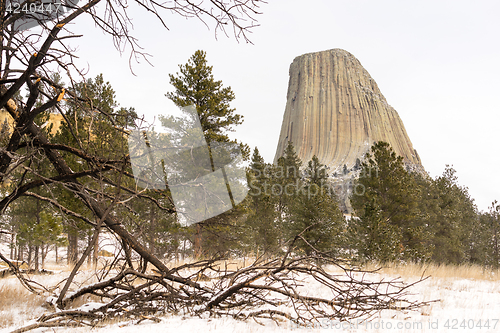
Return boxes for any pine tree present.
[287,155,345,256]
[54,74,138,264]
[166,50,243,145]
[419,166,478,264]
[165,50,248,258]
[275,141,302,200]
[246,147,279,256]
[354,158,361,171]
[3,78,67,267]
[274,142,302,247]
[349,141,429,262]
[476,201,500,267]
[471,210,497,267]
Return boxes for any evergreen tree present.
[350,141,429,262]
[54,74,138,264]
[275,141,302,202]
[354,158,361,171]
[471,209,497,267]
[3,78,66,267]
[166,50,243,145]
[287,155,345,256]
[246,147,279,255]
[475,201,500,267]
[274,142,302,247]
[165,50,248,258]
[419,166,478,264]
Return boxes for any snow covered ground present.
[1,262,499,333]
[2,232,500,333]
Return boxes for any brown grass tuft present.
[0,280,45,328]
[362,261,500,281]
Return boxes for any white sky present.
[65,0,499,212]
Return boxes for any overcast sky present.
[68,0,500,212]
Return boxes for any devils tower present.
[274,49,423,173]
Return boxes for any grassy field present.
[1,260,500,332]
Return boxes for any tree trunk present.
[25,122,172,274]
[41,244,46,269]
[67,229,78,266]
[27,245,32,267]
[183,238,186,261]
[34,245,39,271]
[93,227,99,268]
[87,234,92,266]
[140,256,148,274]
[194,224,202,259]
[149,203,156,255]
[17,244,22,261]
[35,198,40,270]
[122,238,134,268]
[10,233,14,259]
[56,226,101,308]
[174,232,179,263]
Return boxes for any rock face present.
[0,109,63,135]
[274,49,423,173]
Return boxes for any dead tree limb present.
[9,252,436,333]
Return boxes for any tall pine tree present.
[166,50,243,145]
[350,141,429,262]
[165,50,248,258]
[287,155,345,256]
[246,147,279,256]
[417,166,478,264]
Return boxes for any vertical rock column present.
[274,49,423,172]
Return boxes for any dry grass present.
[1,257,499,331]
[163,257,258,272]
[0,279,45,328]
[89,256,500,282]
[361,261,500,281]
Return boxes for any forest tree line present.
[1,51,498,270]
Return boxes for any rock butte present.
[0,109,64,136]
[274,49,423,173]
